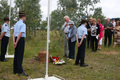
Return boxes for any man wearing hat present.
[67,20,77,60]
[13,11,28,76]
[0,17,10,62]
[75,19,88,67]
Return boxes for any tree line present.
[0,0,106,35]
[0,0,42,36]
[51,0,106,30]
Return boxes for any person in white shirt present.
[62,16,70,58]
[111,18,116,44]
[111,18,116,27]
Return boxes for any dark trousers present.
[13,37,25,74]
[68,40,76,59]
[111,31,114,44]
[104,32,112,46]
[75,39,86,65]
[87,34,91,48]
[0,36,9,61]
[91,36,98,51]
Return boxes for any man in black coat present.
[104,18,113,46]
[87,17,93,48]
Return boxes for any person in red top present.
[97,19,103,50]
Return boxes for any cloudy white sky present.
[8,0,120,20]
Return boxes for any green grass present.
[0,30,120,80]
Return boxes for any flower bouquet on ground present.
[50,56,65,65]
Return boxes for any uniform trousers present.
[0,36,9,61]
[75,39,86,65]
[13,37,25,74]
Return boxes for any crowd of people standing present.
[0,13,120,76]
[62,16,120,67]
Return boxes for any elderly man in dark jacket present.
[104,18,113,46]
[66,20,77,60]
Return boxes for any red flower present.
[52,56,56,59]
[56,57,59,61]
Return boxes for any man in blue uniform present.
[0,17,10,62]
[13,11,28,76]
[75,19,88,67]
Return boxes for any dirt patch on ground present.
[26,57,41,64]
[100,51,119,55]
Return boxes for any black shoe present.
[80,64,88,67]
[74,63,79,65]
[14,72,18,74]
[0,59,8,62]
[18,72,28,76]
[13,71,18,74]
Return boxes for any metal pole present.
[45,0,50,80]
[6,0,12,55]
[9,0,12,27]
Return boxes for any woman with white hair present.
[66,20,77,60]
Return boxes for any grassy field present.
[0,30,120,80]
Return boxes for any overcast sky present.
[8,0,120,20]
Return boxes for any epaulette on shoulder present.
[5,24,7,26]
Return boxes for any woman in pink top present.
[97,19,103,50]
